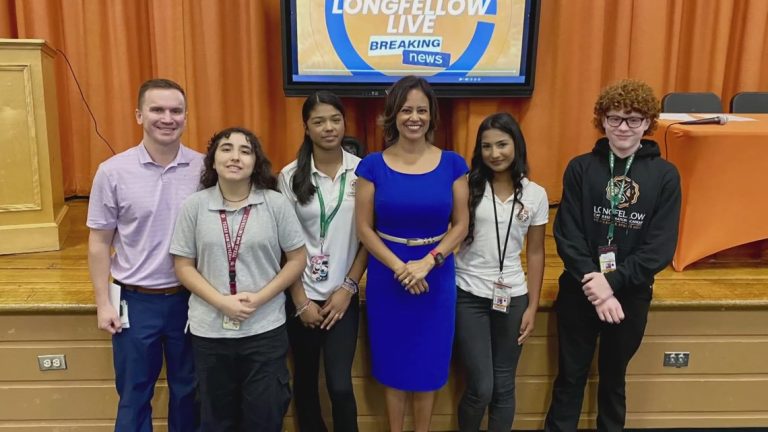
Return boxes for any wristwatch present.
[429,249,445,267]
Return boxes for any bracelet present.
[294,300,311,318]
[339,276,359,294]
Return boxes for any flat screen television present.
[281,0,541,97]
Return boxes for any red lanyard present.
[219,206,251,294]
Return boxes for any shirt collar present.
[207,184,265,211]
[310,150,356,179]
[484,178,529,203]
[137,141,194,167]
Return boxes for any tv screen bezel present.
[281,0,541,98]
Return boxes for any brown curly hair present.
[593,79,660,136]
[200,127,277,191]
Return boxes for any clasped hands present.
[298,288,354,330]
[395,256,434,295]
[219,292,262,322]
[582,272,625,324]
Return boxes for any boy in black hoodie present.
[544,80,681,431]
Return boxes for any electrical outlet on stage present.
[663,352,690,368]
[38,354,67,371]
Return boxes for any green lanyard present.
[606,152,635,245]
[315,171,347,253]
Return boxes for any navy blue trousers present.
[112,289,197,432]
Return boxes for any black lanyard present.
[219,205,251,295]
[490,182,518,280]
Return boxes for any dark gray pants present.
[287,296,360,432]
[455,287,528,431]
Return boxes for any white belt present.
[376,230,446,246]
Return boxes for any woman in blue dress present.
[354,75,469,432]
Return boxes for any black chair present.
[730,92,768,113]
[661,92,722,113]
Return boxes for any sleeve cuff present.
[604,270,624,293]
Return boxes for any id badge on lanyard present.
[309,246,330,282]
[222,315,241,330]
[492,278,512,313]
[601,152,634,274]
[310,172,346,282]
[219,205,251,330]
[489,181,518,314]
[598,244,618,273]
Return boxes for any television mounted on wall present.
[281,0,541,97]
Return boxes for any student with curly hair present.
[544,80,681,431]
[454,112,547,431]
[170,127,307,431]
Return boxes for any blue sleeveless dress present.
[355,151,468,391]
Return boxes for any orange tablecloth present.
[652,114,768,271]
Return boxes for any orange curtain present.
[2,0,767,200]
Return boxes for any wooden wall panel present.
[0,314,107,341]
[2,307,768,430]
[0,344,113,381]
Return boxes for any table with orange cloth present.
[651,114,768,271]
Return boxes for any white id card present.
[109,282,130,328]
[119,300,130,328]
[492,280,512,313]
[222,315,241,330]
[598,244,618,273]
[309,254,330,282]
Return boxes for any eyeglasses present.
[605,116,646,129]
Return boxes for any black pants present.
[545,273,651,432]
[455,288,528,432]
[287,295,360,432]
[191,325,291,432]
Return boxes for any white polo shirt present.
[455,178,549,299]
[278,150,361,300]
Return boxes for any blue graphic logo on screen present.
[402,50,451,68]
[323,0,499,83]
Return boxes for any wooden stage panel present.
[2,200,767,312]
[1,200,767,430]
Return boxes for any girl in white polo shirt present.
[278,91,367,432]
[454,112,548,432]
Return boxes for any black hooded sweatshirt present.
[553,137,682,295]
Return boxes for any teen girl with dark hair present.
[454,113,548,431]
[278,91,366,432]
[171,127,306,431]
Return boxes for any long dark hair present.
[466,113,529,244]
[200,127,277,191]
[292,91,346,205]
[379,75,439,147]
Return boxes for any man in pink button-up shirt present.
[87,78,203,432]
